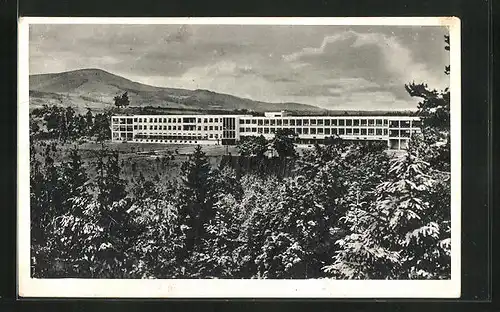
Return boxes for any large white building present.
[111,111,421,150]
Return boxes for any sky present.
[29,24,450,111]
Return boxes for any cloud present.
[29,24,449,111]
[283,30,448,98]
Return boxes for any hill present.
[29,68,324,114]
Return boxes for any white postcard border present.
[17,16,462,298]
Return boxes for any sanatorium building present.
[111,111,421,150]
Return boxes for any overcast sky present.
[29,24,449,110]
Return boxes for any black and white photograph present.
[17,17,461,298]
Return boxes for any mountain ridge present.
[29,68,325,113]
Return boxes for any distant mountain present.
[29,68,325,113]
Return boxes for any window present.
[296,128,302,134]
[252,128,256,132]
[264,120,270,125]
[204,118,208,123]
[133,118,138,122]
[209,126,213,131]
[290,119,296,126]
[303,119,309,126]
[360,119,367,126]
[296,119,302,126]
[168,126,171,130]
[338,128,345,135]
[325,128,330,135]
[400,121,410,128]
[346,119,352,126]
[353,128,359,135]
[198,118,201,123]
[346,128,352,135]
[368,128,375,135]
[246,119,250,124]
[139,125,143,130]
[204,126,208,131]
[376,119,382,126]
[209,118,213,123]
[390,129,399,137]
[353,119,360,126]
[258,128,263,134]
[368,119,375,126]
[332,128,338,135]
[251,119,256,124]
[172,119,176,123]
[390,120,399,128]
[264,128,269,134]
[384,129,388,135]
[303,128,309,134]
[154,118,158,123]
[325,119,330,126]
[318,128,324,134]
[384,119,388,126]
[258,119,263,125]
[339,120,345,126]
[270,120,276,126]
[310,128,316,135]
[310,119,317,125]
[376,128,383,135]
[240,128,245,133]
[197,126,201,131]
[138,118,142,122]
[239,119,245,124]
[283,119,288,126]
[412,120,422,128]
[277,119,282,126]
[215,118,219,123]
[271,128,276,133]
[331,119,337,126]
[215,126,219,131]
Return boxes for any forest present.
[29,37,452,280]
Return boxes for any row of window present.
[240,127,388,136]
[240,127,417,137]
[112,117,420,128]
[112,117,225,124]
[135,134,220,140]
[122,125,223,131]
[239,119,419,128]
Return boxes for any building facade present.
[111,111,421,150]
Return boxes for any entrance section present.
[222,117,236,145]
